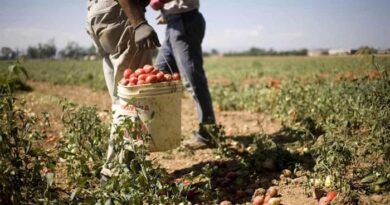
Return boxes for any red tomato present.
[138,74,148,81]
[326,191,337,201]
[319,197,330,205]
[151,67,159,75]
[252,196,265,205]
[172,72,181,81]
[164,73,172,81]
[146,75,157,83]
[156,72,164,81]
[267,186,278,197]
[143,64,154,73]
[123,68,132,79]
[129,77,138,85]
[220,201,232,205]
[137,79,145,85]
[120,78,129,85]
[182,179,191,186]
[135,68,145,76]
[264,195,271,203]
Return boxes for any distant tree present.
[86,44,97,56]
[59,41,87,59]
[356,46,377,55]
[225,47,308,57]
[267,48,277,56]
[26,39,56,59]
[27,46,39,59]
[40,39,57,58]
[211,49,219,55]
[202,51,210,57]
[248,47,267,55]
[1,47,16,60]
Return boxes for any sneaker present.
[182,136,211,150]
[182,131,216,150]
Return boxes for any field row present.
[0,55,389,204]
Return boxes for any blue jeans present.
[155,10,216,127]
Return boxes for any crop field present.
[1,55,389,204]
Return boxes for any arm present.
[117,0,146,28]
[117,0,160,49]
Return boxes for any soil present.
[16,80,388,205]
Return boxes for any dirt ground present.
[17,81,323,205]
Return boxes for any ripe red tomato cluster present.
[120,64,180,86]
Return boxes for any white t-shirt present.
[162,0,199,16]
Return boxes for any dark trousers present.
[155,10,215,125]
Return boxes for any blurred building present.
[328,49,356,56]
[377,49,390,55]
[307,49,328,57]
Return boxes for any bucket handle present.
[161,52,175,75]
[130,48,175,75]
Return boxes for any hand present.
[150,0,164,10]
[134,22,161,49]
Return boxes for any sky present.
[0,0,389,52]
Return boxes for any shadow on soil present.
[171,126,320,204]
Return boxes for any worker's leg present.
[155,29,179,73]
[157,11,215,146]
[167,12,216,126]
[87,1,152,177]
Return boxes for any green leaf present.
[47,162,56,170]
[141,164,148,182]
[361,174,376,184]
[130,160,138,173]
[157,180,163,189]
[95,200,102,205]
[70,188,79,201]
[45,172,54,188]
[104,199,112,205]
[17,65,29,78]
[8,64,16,73]
[133,194,142,205]
[138,174,147,187]
[374,177,388,185]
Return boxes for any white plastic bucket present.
[116,81,183,152]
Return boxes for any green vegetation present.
[0,55,389,204]
[0,86,57,204]
[205,55,390,81]
[210,56,390,203]
[2,55,389,90]
[0,59,105,90]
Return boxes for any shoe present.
[182,131,216,150]
[182,123,222,149]
[182,136,211,150]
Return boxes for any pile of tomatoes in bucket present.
[120,64,180,86]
